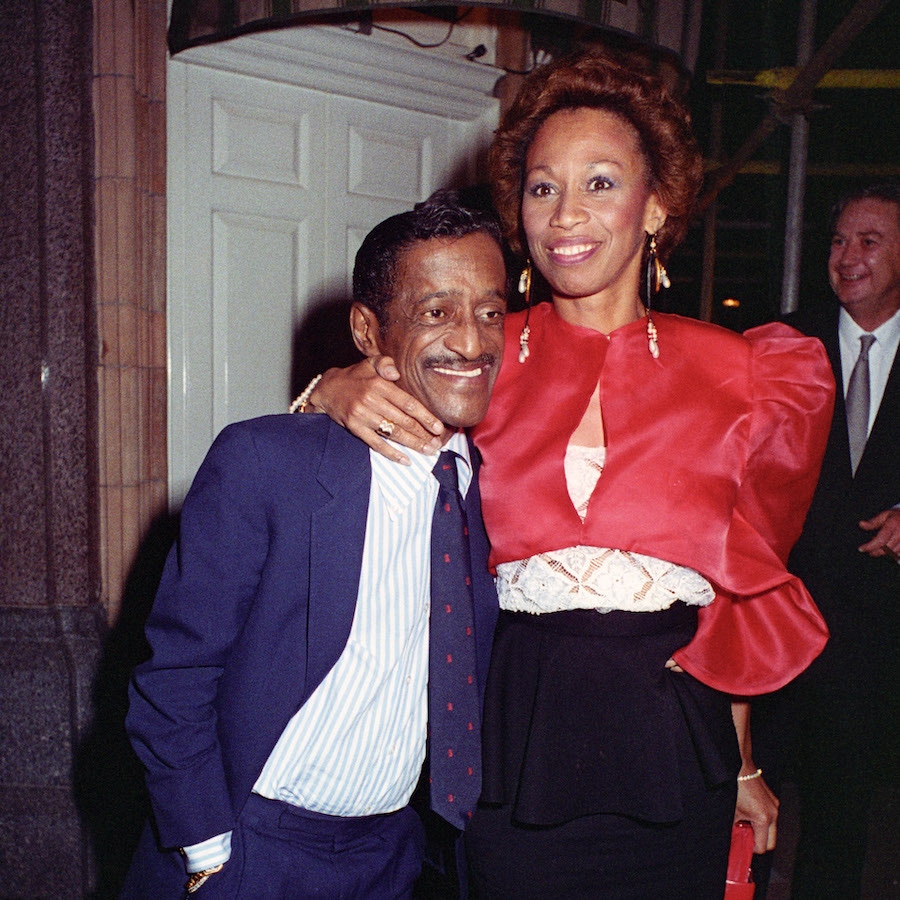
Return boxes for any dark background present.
[673,0,899,330]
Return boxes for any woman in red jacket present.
[305,50,834,898]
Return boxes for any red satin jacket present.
[472,304,835,695]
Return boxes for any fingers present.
[737,810,777,854]
[858,508,900,558]
[370,355,401,381]
[363,397,443,456]
[755,814,778,854]
[310,363,443,463]
[735,775,779,854]
[366,428,433,465]
[858,537,898,558]
[373,380,444,439]
[354,359,444,444]
[735,813,777,854]
[858,515,881,531]
[358,428,414,466]
[380,396,444,444]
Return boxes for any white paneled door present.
[167,25,500,503]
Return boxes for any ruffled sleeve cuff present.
[673,579,829,695]
[674,322,835,694]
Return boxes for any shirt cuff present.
[181,831,232,872]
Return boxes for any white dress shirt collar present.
[370,430,472,515]
[838,306,900,426]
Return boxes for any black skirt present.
[465,605,740,899]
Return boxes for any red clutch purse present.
[724,820,756,899]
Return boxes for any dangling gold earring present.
[644,234,668,359]
[517,260,532,363]
[646,233,671,295]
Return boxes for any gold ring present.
[376,419,395,438]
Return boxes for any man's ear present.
[350,302,385,358]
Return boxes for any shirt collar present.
[369,430,472,512]
[839,305,900,347]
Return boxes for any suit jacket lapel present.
[857,338,900,477]
[818,307,899,481]
[306,422,372,693]
[811,311,854,483]
[302,428,498,703]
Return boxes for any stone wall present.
[0,1,103,894]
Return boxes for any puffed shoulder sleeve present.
[734,322,835,563]
[674,323,836,694]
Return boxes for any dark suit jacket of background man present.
[124,413,499,892]
[786,303,899,709]
[774,302,900,895]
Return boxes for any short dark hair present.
[353,189,505,328]
[829,180,900,234]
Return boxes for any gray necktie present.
[845,333,876,475]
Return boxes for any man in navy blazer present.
[123,191,507,898]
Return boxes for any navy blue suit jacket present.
[126,414,498,852]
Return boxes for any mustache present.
[424,353,497,370]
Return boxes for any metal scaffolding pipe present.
[780,0,817,314]
[698,0,730,322]
[696,0,892,215]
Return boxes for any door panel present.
[167,27,499,503]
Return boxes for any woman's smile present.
[522,106,665,315]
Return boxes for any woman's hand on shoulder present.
[308,358,444,464]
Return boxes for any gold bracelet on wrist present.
[737,767,763,782]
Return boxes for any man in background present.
[765,181,900,898]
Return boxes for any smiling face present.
[828,197,900,331]
[352,232,507,443]
[521,107,666,316]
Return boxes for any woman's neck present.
[552,292,645,335]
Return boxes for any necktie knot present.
[858,333,876,357]
[433,450,461,494]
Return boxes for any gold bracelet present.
[289,373,323,414]
[737,767,763,782]
[185,863,225,894]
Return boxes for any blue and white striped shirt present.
[182,431,471,872]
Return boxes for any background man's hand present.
[859,508,900,560]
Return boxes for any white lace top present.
[496,445,715,615]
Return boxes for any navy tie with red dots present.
[429,450,482,829]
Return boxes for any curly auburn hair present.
[489,49,703,264]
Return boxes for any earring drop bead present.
[518,325,531,363]
[646,317,660,360]
[518,267,531,295]
[518,260,533,363]
[645,233,666,359]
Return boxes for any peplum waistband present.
[479,606,740,826]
